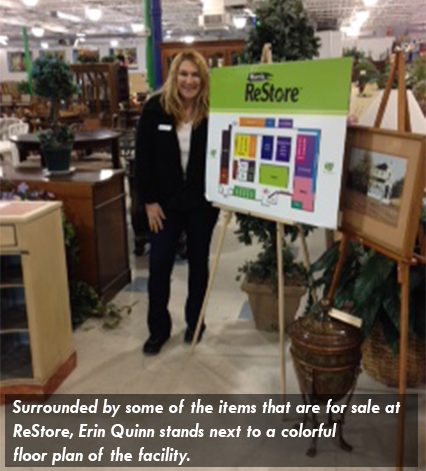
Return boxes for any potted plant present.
[236,216,311,331]
[308,237,425,388]
[32,56,77,173]
[17,80,31,103]
[235,0,319,330]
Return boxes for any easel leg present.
[395,262,409,471]
[276,222,285,395]
[190,210,233,354]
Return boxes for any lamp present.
[86,7,102,21]
[31,26,44,37]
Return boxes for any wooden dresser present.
[0,168,131,301]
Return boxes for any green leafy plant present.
[235,0,319,289]
[308,241,425,354]
[244,0,320,63]
[101,56,115,63]
[0,181,135,329]
[17,80,30,95]
[32,56,77,148]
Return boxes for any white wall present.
[316,31,343,59]
[342,36,395,60]
[0,38,146,83]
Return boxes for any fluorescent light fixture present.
[346,25,360,37]
[31,26,44,37]
[131,23,145,33]
[76,32,86,37]
[22,0,38,6]
[57,11,82,22]
[110,39,119,47]
[363,0,378,6]
[355,10,370,23]
[233,16,247,29]
[41,42,49,49]
[86,7,102,21]
[182,35,194,44]
[79,37,86,42]
[0,35,8,46]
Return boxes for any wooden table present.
[0,168,131,301]
[10,130,123,169]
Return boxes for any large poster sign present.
[206,58,352,228]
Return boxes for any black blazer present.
[135,94,211,211]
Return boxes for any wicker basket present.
[362,323,425,388]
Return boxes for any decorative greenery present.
[101,56,115,63]
[235,215,312,289]
[308,241,425,354]
[0,181,134,329]
[244,0,320,63]
[235,0,319,289]
[32,57,77,148]
[17,80,30,95]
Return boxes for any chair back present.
[0,117,20,141]
[8,122,29,139]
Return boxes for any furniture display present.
[70,63,130,127]
[0,169,131,302]
[0,201,76,402]
[9,130,123,169]
[159,40,245,82]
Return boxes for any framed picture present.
[109,48,138,69]
[73,49,100,63]
[340,126,426,259]
[8,51,32,72]
[39,50,66,61]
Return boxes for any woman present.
[135,51,219,355]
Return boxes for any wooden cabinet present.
[70,63,130,126]
[1,169,131,301]
[159,40,245,82]
[0,201,76,402]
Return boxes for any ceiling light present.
[31,26,44,37]
[41,42,49,49]
[355,10,370,24]
[57,11,82,22]
[346,25,360,37]
[76,32,86,37]
[0,35,8,46]
[110,39,119,47]
[131,23,145,33]
[363,0,378,6]
[79,37,86,42]
[182,36,194,44]
[22,0,38,6]
[233,16,247,29]
[86,7,102,21]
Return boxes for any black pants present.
[147,207,219,338]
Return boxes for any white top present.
[177,121,192,177]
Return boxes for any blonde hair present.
[159,50,209,128]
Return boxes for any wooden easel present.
[190,44,319,398]
[328,50,424,471]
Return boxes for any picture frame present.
[8,51,32,73]
[340,125,426,259]
[109,48,138,69]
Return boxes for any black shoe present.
[184,324,206,344]
[143,334,170,355]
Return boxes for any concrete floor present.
[1,211,425,470]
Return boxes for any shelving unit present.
[70,63,130,127]
[0,201,76,402]
[159,40,245,82]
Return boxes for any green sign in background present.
[210,58,352,115]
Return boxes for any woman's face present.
[176,60,201,103]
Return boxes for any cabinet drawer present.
[0,226,17,247]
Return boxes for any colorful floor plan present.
[218,117,321,213]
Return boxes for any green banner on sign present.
[210,58,352,115]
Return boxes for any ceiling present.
[0,0,425,46]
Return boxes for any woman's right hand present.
[146,203,166,233]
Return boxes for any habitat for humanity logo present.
[245,71,301,103]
